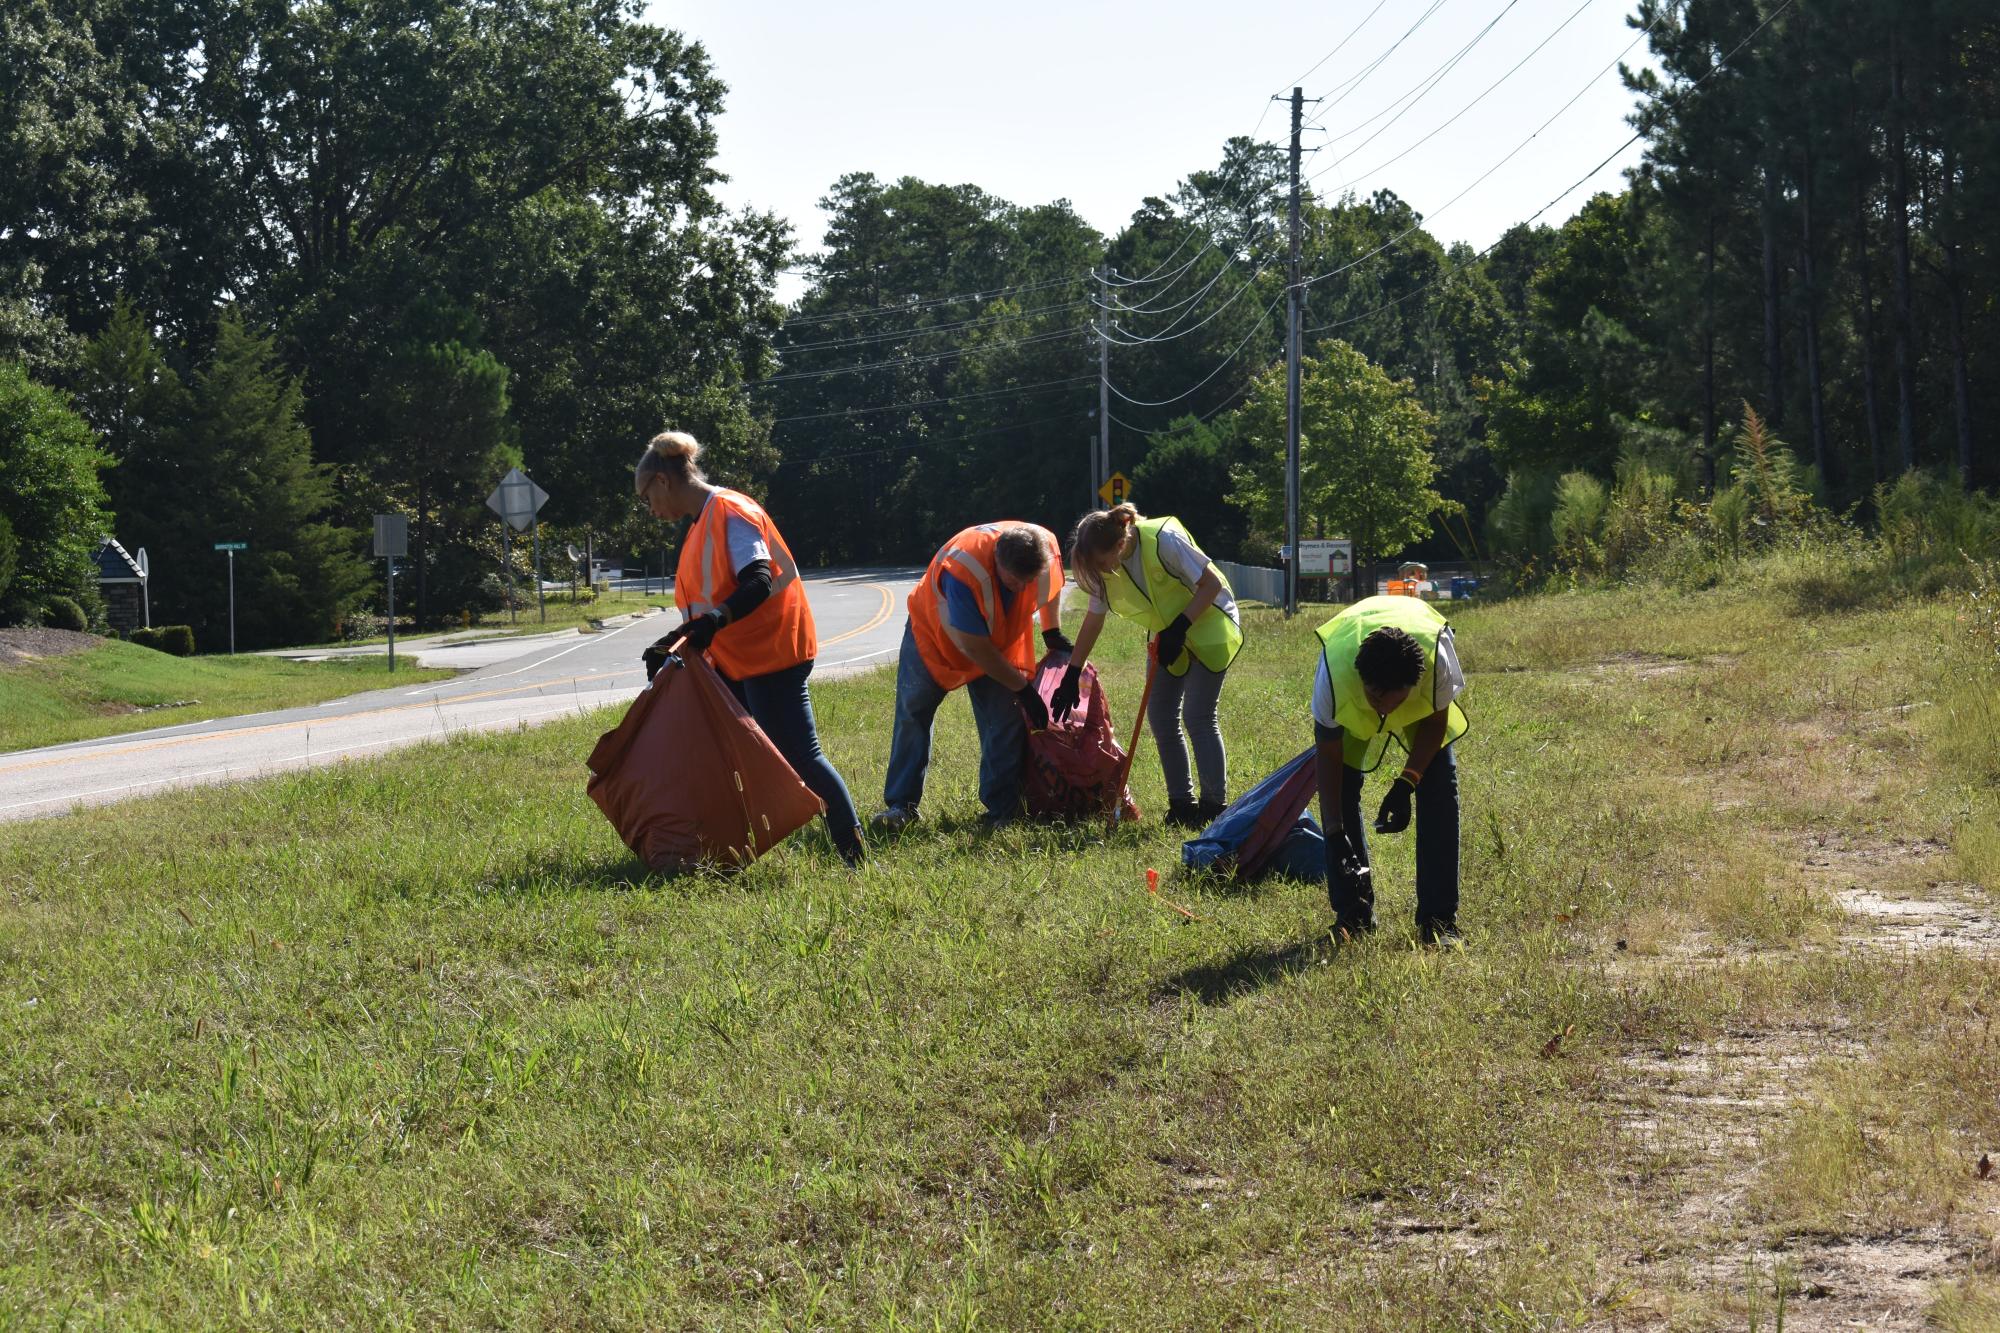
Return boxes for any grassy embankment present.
[315,589,672,648]
[0,639,452,753]
[2,556,1996,1328]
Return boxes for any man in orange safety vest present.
[874,522,1069,831]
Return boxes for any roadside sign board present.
[486,468,549,533]
[213,541,248,552]
[1098,471,1130,506]
[373,513,409,558]
[1298,539,1352,577]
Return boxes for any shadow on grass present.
[478,848,695,898]
[1156,934,1338,1005]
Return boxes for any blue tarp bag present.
[1181,747,1327,883]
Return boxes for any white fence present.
[1215,560,1287,607]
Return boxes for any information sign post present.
[213,542,248,653]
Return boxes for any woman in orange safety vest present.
[636,431,863,866]
[874,522,1068,831]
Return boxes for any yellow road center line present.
[818,583,895,649]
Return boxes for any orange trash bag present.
[586,652,824,873]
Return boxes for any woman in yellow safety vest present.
[635,430,864,866]
[1061,503,1244,827]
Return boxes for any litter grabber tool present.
[1105,641,1159,839]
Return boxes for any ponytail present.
[1068,504,1142,598]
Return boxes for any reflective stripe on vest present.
[1099,516,1242,676]
[1315,594,1468,772]
[906,522,1063,691]
[941,547,997,633]
[675,489,817,679]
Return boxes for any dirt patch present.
[1613,1029,1862,1161]
[0,627,104,665]
[1796,834,2000,955]
[1680,1234,1963,1332]
[1835,885,2000,954]
[1586,652,1698,679]
[1602,1029,1966,1328]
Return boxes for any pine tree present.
[168,310,366,647]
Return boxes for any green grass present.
[0,640,452,752]
[1,567,1994,1327]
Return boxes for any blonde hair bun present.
[648,430,702,463]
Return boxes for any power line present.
[777,410,1088,469]
[779,272,1086,328]
[1303,0,1453,127]
[1103,231,1211,287]
[1102,293,1285,408]
[1316,0,1525,165]
[1299,15,1662,294]
[767,375,1096,426]
[1302,0,1797,334]
[1100,253,1281,346]
[775,297,1089,355]
[1315,0,1597,190]
[750,326,1089,388]
[1256,0,1395,140]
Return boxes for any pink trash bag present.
[1022,656,1142,824]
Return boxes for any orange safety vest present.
[675,488,817,680]
[907,522,1063,690]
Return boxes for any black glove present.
[1015,682,1050,731]
[1049,663,1083,722]
[642,635,676,682]
[662,612,722,658]
[1042,626,1074,658]
[1374,773,1417,834]
[1327,829,1375,931]
[1155,612,1192,667]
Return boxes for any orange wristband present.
[1401,767,1423,786]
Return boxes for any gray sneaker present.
[870,805,920,834]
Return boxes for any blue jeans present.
[882,622,1027,820]
[1340,744,1460,930]
[722,659,862,851]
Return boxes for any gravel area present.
[0,627,106,665]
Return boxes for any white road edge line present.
[492,615,659,678]
[0,702,597,815]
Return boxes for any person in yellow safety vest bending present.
[1313,595,1469,943]
[634,431,865,867]
[1061,504,1244,827]
[874,522,1068,832]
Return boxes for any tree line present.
[1,0,1992,646]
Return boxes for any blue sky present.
[653,0,1658,284]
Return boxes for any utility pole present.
[1097,265,1111,510]
[1285,86,1305,618]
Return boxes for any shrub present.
[155,625,195,656]
[1550,471,1609,572]
[1878,470,2000,570]
[42,595,88,632]
[1728,404,1815,538]
[1486,470,1558,563]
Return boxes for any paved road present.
[0,570,920,824]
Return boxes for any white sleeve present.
[725,514,771,571]
[1432,626,1466,710]
[1154,527,1211,590]
[1311,656,1338,729]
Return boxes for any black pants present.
[1340,744,1460,929]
